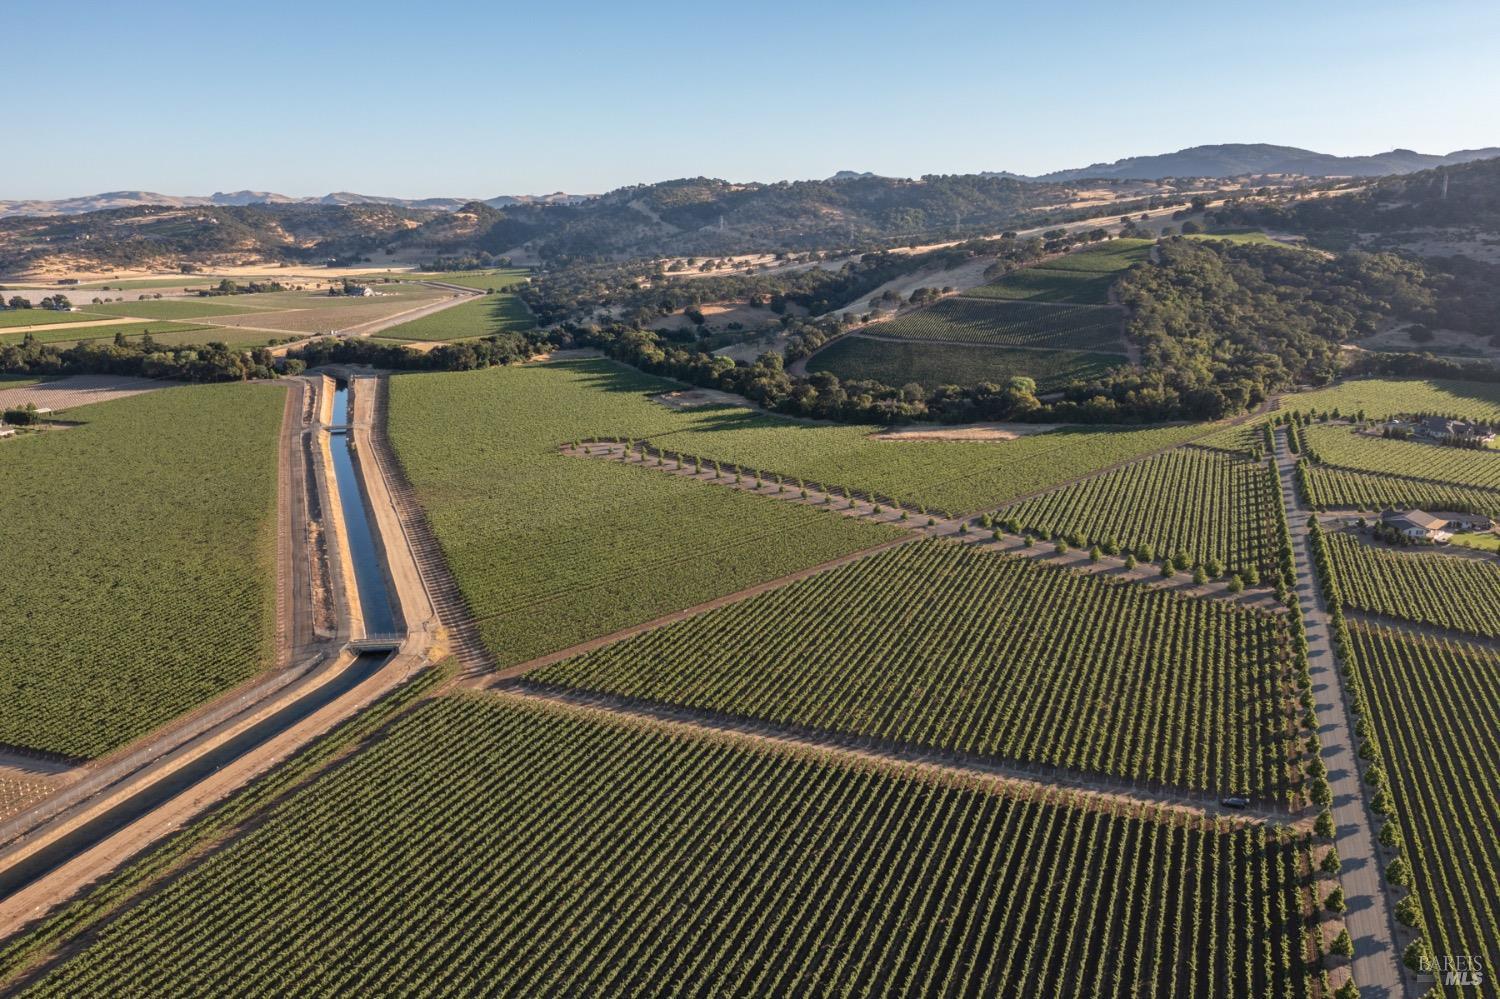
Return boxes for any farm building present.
[1412,416,1496,445]
[1381,509,1452,542]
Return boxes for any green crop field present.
[377,294,535,343]
[1283,378,1500,423]
[102,327,296,350]
[1184,229,1284,246]
[1323,532,1500,639]
[534,539,1299,797]
[387,360,900,667]
[964,239,1152,305]
[1345,622,1500,988]
[90,299,270,320]
[0,320,215,347]
[404,267,530,291]
[808,336,1122,392]
[1195,420,1273,456]
[1305,425,1500,490]
[1301,463,1500,518]
[0,309,109,328]
[866,298,1126,351]
[0,384,283,758]
[647,414,1208,515]
[16,693,1325,998]
[997,447,1282,576]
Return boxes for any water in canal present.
[328,381,398,635]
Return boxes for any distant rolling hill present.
[1035,144,1500,181]
[0,190,591,219]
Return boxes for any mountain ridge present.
[0,189,592,219]
[1033,143,1500,181]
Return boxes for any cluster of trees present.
[200,279,286,297]
[0,333,281,382]
[1094,238,1436,418]
[421,251,512,271]
[286,330,552,372]
[3,402,40,426]
[1220,157,1500,248]
[0,325,558,387]
[571,322,1046,423]
[1,294,71,311]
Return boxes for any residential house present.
[1415,416,1496,445]
[1381,509,1452,542]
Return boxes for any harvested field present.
[90,299,278,320]
[0,374,170,413]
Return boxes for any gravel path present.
[1276,431,1407,998]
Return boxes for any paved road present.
[1275,430,1407,998]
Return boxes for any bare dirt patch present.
[713,330,790,364]
[872,421,1064,442]
[1362,227,1500,264]
[1355,322,1500,360]
[651,388,751,410]
[830,256,997,318]
[530,348,604,363]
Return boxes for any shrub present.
[1395,893,1423,929]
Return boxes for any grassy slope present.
[405,267,530,291]
[387,360,900,666]
[866,299,1125,351]
[377,294,534,343]
[963,239,1153,305]
[646,411,1209,515]
[0,384,283,758]
[1282,378,1500,422]
[809,336,1123,392]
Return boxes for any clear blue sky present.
[8,0,1497,199]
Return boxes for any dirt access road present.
[1275,429,1407,998]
